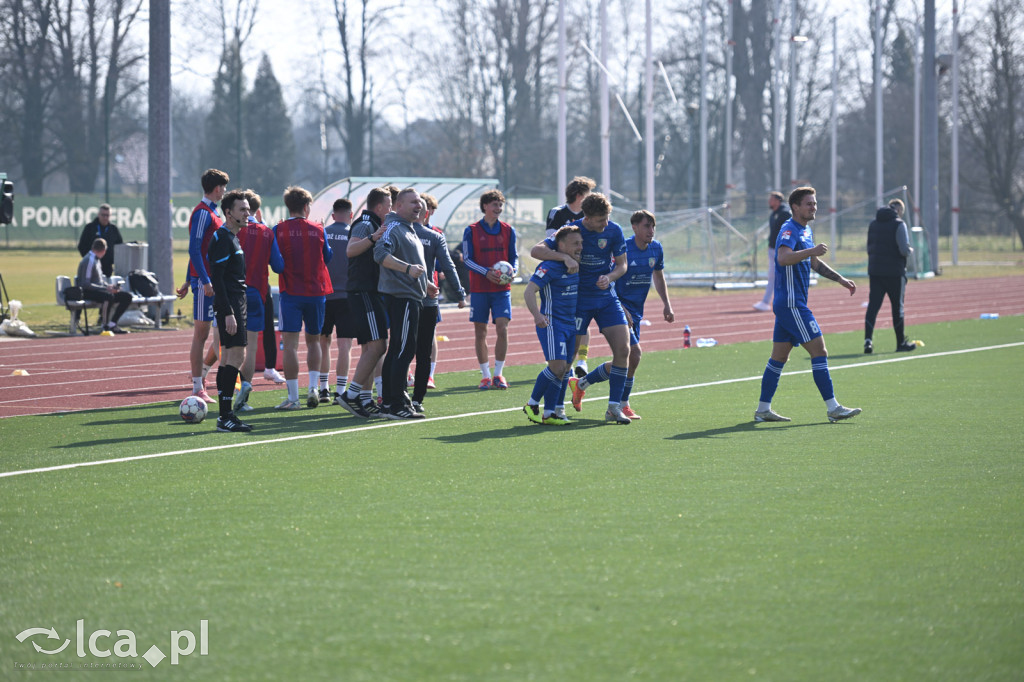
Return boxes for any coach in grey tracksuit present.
[373,189,429,418]
[411,222,466,405]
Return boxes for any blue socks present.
[811,356,835,401]
[759,358,786,404]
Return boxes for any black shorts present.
[215,304,248,349]
[322,298,359,339]
[348,291,388,345]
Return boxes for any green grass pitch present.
[1,317,1022,680]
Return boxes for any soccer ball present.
[492,260,515,286]
[179,395,208,424]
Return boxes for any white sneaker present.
[275,398,301,410]
[827,405,862,422]
[754,408,791,422]
[263,368,286,384]
[574,360,589,378]
[306,388,320,409]
[753,301,772,312]
[605,404,632,425]
[233,381,252,412]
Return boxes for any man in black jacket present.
[753,191,790,311]
[77,204,123,277]
[865,198,916,354]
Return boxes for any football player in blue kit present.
[522,225,583,425]
[529,192,633,424]
[587,209,676,420]
[755,186,862,423]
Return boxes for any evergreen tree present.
[244,54,295,197]
[203,40,246,184]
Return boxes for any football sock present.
[346,381,362,400]
[542,375,563,414]
[608,365,628,404]
[309,370,320,393]
[286,379,299,402]
[577,344,589,362]
[825,397,840,411]
[216,364,239,418]
[557,371,572,409]
[373,376,383,398]
[759,358,786,404]
[480,364,492,380]
[582,362,610,390]
[192,377,203,394]
[320,374,330,391]
[494,360,505,377]
[202,363,212,381]
[531,367,559,406]
[811,356,835,402]
[621,376,635,403]
[429,363,436,378]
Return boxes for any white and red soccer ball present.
[179,395,208,424]
[492,260,515,286]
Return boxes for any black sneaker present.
[896,341,917,352]
[864,339,873,354]
[385,406,425,420]
[362,400,383,418]
[318,388,331,404]
[337,392,371,418]
[108,325,129,334]
[410,400,424,414]
[216,414,253,432]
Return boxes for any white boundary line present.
[2,342,1021,480]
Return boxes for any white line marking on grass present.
[2,342,1021,480]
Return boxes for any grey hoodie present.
[374,214,427,301]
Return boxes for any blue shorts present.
[576,295,628,334]
[279,292,325,334]
[245,288,265,333]
[773,306,822,346]
[470,291,511,324]
[190,278,215,322]
[536,322,577,363]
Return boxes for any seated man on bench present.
[76,238,133,334]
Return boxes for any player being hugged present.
[462,189,518,390]
[522,225,583,425]
[754,185,862,424]
[597,209,675,420]
[208,190,253,433]
[530,192,633,425]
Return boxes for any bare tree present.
[51,0,145,193]
[0,0,59,195]
[961,0,1024,242]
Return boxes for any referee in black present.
[209,190,253,432]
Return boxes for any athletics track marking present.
[1,341,1021,480]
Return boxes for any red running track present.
[1,275,1021,418]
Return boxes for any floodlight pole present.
[951,0,960,265]
[913,20,922,226]
[147,0,173,312]
[789,0,797,188]
[724,0,734,211]
[830,16,838,260]
[875,0,884,208]
[600,0,611,196]
[923,0,940,274]
[700,0,708,213]
[557,0,567,194]
[644,0,654,211]
[772,0,782,191]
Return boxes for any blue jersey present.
[543,219,626,299]
[530,260,578,327]
[773,218,815,309]
[615,237,664,316]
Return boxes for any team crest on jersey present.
[781,230,792,240]
[536,265,548,277]
[597,239,608,249]
[648,257,656,268]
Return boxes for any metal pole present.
[913,21,921,225]
[951,0,960,265]
[725,0,734,209]
[700,0,708,211]
[557,0,567,194]
[830,16,838,260]
[875,0,884,207]
[789,0,797,187]
[644,0,654,211]
[772,0,782,191]
[600,0,610,196]
[147,0,173,313]
[923,0,940,274]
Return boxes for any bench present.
[56,275,178,335]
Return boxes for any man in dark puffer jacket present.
[865,198,916,354]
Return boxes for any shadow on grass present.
[667,420,822,441]
[430,417,608,443]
